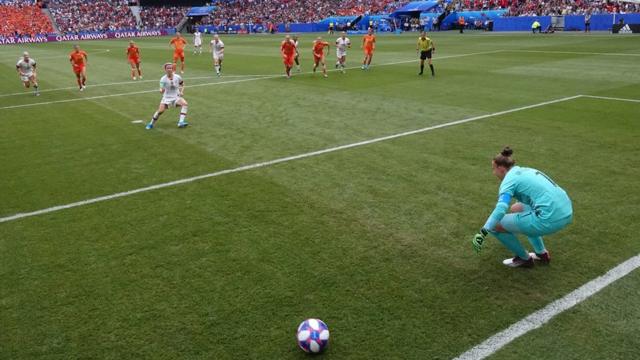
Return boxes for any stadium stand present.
[48,0,137,33]
[140,5,190,30]
[0,0,54,37]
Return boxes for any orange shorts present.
[313,53,324,63]
[128,57,140,65]
[173,50,185,62]
[72,65,85,74]
[283,55,294,67]
[364,47,374,56]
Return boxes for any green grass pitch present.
[1,31,639,359]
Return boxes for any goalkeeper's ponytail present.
[493,146,515,169]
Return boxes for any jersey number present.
[535,171,558,187]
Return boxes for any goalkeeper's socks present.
[420,64,424,74]
[526,236,546,254]
[493,231,529,260]
[430,64,435,76]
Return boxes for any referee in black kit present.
[417,31,435,77]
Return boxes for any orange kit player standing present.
[280,35,296,78]
[361,28,376,70]
[312,36,330,78]
[127,40,143,80]
[69,44,88,91]
[170,32,187,74]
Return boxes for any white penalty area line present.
[0,50,501,111]
[0,93,580,224]
[0,74,272,98]
[507,49,640,57]
[453,253,640,360]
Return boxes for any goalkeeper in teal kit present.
[472,147,573,268]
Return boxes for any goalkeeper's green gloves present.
[472,228,489,254]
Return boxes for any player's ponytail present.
[494,146,515,168]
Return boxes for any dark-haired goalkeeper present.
[416,31,435,77]
[471,147,573,268]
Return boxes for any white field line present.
[0,94,579,223]
[453,253,640,360]
[0,74,272,98]
[580,95,640,103]
[507,49,640,57]
[0,50,502,111]
[0,49,111,61]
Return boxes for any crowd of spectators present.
[140,6,189,30]
[48,0,137,34]
[0,0,54,38]
[504,0,640,16]
[197,0,413,27]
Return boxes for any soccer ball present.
[296,318,330,353]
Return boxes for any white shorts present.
[21,73,33,82]
[161,97,182,107]
[213,53,224,61]
[337,50,347,58]
[194,40,202,46]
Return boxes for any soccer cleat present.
[133,77,137,80]
[361,65,365,70]
[139,76,143,79]
[79,86,84,92]
[177,121,189,128]
[323,74,328,78]
[529,251,551,264]
[145,123,154,130]
[418,72,423,75]
[502,256,535,268]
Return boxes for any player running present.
[69,44,88,91]
[210,34,225,77]
[280,35,296,79]
[170,32,187,74]
[361,28,376,70]
[126,40,143,80]
[335,31,351,74]
[472,147,573,268]
[16,51,39,96]
[416,31,435,77]
[193,30,203,55]
[312,36,330,78]
[292,35,301,72]
[146,63,189,130]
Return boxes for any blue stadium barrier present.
[493,16,551,31]
[493,13,640,32]
[442,10,506,29]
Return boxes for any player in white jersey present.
[146,63,189,129]
[16,52,39,96]
[335,32,351,73]
[210,34,225,76]
[292,35,301,72]
[193,30,203,54]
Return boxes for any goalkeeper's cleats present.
[529,251,551,264]
[502,256,535,268]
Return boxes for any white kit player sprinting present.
[210,34,225,77]
[16,52,40,96]
[335,32,351,74]
[146,63,189,130]
[193,30,203,55]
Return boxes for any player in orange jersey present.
[361,28,376,70]
[280,35,296,78]
[312,36,330,78]
[170,32,188,74]
[69,44,88,91]
[126,40,143,80]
